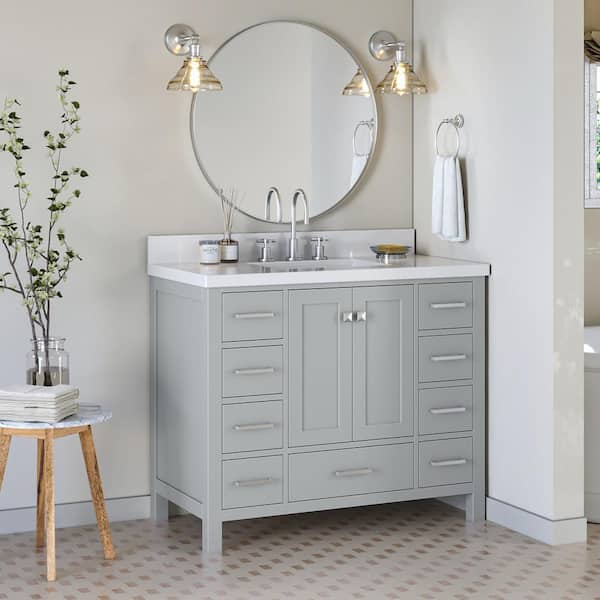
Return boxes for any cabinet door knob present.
[354,311,367,322]
[342,311,355,322]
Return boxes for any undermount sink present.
[247,258,385,271]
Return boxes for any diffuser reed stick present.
[218,187,243,262]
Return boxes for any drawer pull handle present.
[233,477,273,488]
[429,406,467,415]
[333,467,373,478]
[430,354,467,362]
[234,312,276,320]
[233,422,275,432]
[430,458,468,467]
[430,302,467,310]
[233,367,276,376]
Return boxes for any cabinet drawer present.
[419,334,473,382]
[222,346,283,398]
[418,282,473,330]
[289,443,413,502]
[419,438,472,487]
[222,455,283,509]
[419,386,473,435]
[222,400,283,453]
[222,291,283,342]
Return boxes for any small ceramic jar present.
[199,240,221,264]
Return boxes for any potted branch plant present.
[0,69,88,386]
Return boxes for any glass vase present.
[26,337,70,386]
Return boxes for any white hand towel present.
[432,155,466,243]
[453,158,466,242]
[431,155,445,235]
[442,157,458,240]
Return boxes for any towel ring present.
[435,114,464,158]
[353,118,375,157]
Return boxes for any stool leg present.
[44,430,56,582]
[36,438,46,548]
[0,432,11,492]
[79,426,115,560]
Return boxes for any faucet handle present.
[311,237,328,261]
[256,238,277,262]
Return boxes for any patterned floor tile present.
[0,500,599,599]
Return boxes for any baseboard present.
[486,497,587,545]
[0,495,150,535]
[585,492,600,523]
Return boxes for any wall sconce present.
[342,68,371,97]
[164,24,223,93]
[369,31,427,96]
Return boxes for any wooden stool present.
[0,407,115,581]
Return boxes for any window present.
[586,58,600,207]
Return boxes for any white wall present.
[584,0,600,325]
[414,0,585,540]
[0,0,412,520]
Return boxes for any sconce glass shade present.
[342,68,371,97]
[376,61,427,96]
[167,57,223,93]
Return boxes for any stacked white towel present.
[0,384,79,423]
[432,155,466,242]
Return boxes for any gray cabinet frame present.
[150,276,486,553]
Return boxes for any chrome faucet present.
[287,188,309,261]
[265,187,282,223]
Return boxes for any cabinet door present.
[289,288,353,446]
[353,286,414,440]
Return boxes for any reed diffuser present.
[218,188,242,263]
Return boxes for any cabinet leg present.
[152,491,169,521]
[202,517,222,553]
[465,492,485,522]
[36,439,46,548]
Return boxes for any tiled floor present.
[0,500,599,599]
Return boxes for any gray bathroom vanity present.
[148,232,489,552]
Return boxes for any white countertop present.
[148,255,490,288]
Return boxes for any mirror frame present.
[189,19,379,224]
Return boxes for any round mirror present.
[191,21,377,223]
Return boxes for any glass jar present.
[219,237,239,263]
[26,337,70,386]
[199,240,221,264]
